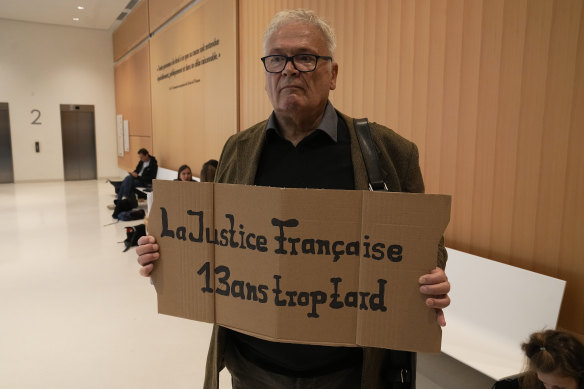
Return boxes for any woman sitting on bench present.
[175,164,194,182]
[520,330,584,389]
[493,330,583,389]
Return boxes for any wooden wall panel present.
[371,1,390,125]
[117,136,153,173]
[237,0,269,130]
[114,42,152,171]
[510,0,553,270]
[149,0,194,33]
[424,0,447,194]
[411,0,430,170]
[469,0,504,259]
[150,0,237,175]
[489,0,527,262]
[438,0,463,200]
[451,0,481,253]
[386,0,402,127]
[536,0,583,326]
[113,0,149,61]
[534,0,582,272]
[558,1,584,331]
[238,0,584,335]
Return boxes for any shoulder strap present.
[354,118,388,191]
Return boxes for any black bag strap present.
[354,118,388,191]
[355,120,415,387]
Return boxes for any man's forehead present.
[267,45,319,54]
[266,23,326,50]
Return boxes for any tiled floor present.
[0,180,494,389]
[0,180,232,389]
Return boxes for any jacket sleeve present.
[370,123,447,269]
[142,159,158,182]
[402,141,447,268]
[403,143,425,194]
[215,135,238,184]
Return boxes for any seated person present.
[199,159,218,182]
[519,329,584,389]
[175,164,193,181]
[116,148,158,202]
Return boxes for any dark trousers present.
[224,340,362,389]
[117,175,141,201]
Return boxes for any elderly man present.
[137,9,449,389]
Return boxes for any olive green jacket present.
[204,111,447,389]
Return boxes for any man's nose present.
[282,58,299,75]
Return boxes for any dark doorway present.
[0,103,15,183]
[60,104,97,181]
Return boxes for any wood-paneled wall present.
[149,0,237,175]
[113,0,149,61]
[238,0,584,335]
[114,42,153,171]
[149,0,193,33]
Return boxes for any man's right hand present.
[136,235,159,277]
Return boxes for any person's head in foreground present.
[200,159,218,182]
[521,330,584,389]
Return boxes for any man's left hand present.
[130,171,138,178]
[419,267,450,327]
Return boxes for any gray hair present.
[263,9,336,57]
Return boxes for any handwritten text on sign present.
[149,181,451,352]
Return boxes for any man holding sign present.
[137,9,450,389]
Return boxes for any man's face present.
[139,153,149,162]
[264,22,338,119]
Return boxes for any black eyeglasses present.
[261,54,333,73]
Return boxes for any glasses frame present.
[261,54,333,73]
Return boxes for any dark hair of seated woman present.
[519,330,584,389]
[200,159,218,182]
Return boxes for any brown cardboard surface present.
[149,181,215,323]
[149,181,451,352]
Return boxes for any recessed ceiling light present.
[77,6,85,10]
[73,17,80,21]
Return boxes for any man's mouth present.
[281,85,303,92]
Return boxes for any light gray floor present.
[0,180,496,389]
[417,352,496,388]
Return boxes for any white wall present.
[0,18,120,181]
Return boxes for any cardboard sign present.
[149,181,451,352]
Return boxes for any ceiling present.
[0,0,138,31]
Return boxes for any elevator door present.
[0,103,15,183]
[60,104,97,181]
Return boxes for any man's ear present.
[330,62,339,90]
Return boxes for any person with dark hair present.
[176,164,193,181]
[519,330,584,389]
[116,148,158,201]
[200,159,218,182]
[496,330,584,389]
[137,9,449,389]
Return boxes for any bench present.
[136,167,201,196]
[441,248,566,380]
[136,167,180,194]
[137,166,202,213]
